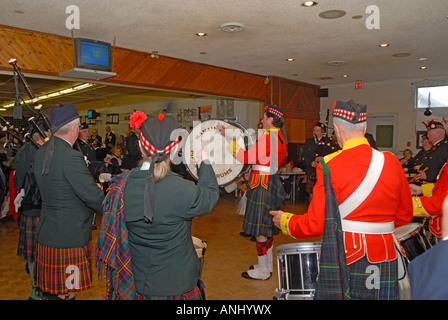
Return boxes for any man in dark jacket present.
[33,103,104,300]
[415,121,448,183]
[301,122,336,199]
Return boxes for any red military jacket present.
[280,137,413,264]
[413,161,448,237]
[228,127,287,189]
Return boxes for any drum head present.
[395,223,420,241]
[183,119,254,186]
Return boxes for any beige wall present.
[320,78,437,156]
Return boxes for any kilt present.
[17,215,39,262]
[136,286,202,300]
[34,242,93,295]
[243,173,285,237]
[347,256,399,300]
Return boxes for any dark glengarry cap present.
[42,103,79,175]
[315,122,326,130]
[79,122,89,130]
[140,113,179,159]
[264,104,284,118]
[49,103,79,131]
[332,100,367,123]
[426,120,445,131]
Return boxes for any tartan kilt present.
[136,286,202,300]
[17,215,39,262]
[243,173,285,237]
[346,256,399,300]
[34,242,93,295]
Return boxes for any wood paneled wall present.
[266,77,321,143]
[0,25,321,135]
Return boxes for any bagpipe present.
[6,58,52,148]
[4,58,53,209]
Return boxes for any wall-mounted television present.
[87,109,100,119]
[74,38,112,72]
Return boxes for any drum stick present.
[269,211,277,216]
[408,167,427,183]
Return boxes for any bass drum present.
[183,119,254,186]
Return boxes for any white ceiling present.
[1,0,447,88]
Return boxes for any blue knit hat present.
[42,103,79,175]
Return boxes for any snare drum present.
[274,242,321,300]
[183,119,254,186]
[395,223,431,262]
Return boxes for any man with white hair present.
[33,103,104,300]
[271,100,413,300]
[415,121,448,183]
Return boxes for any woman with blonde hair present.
[95,111,219,300]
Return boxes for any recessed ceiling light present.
[301,1,318,7]
[220,22,246,33]
[195,32,207,37]
[378,43,390,48]
[420,66,428,70]
[419,57,428,61]
[286,58,295,62]
[352,15,363,19]
[319,10,346,19]
[14,10,25,14]
[199,52,207,54]
[393,52,411,57]
[342,74,349,78]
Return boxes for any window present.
[415,83,448,109]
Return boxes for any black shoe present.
[239,232,251,237]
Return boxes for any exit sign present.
[354,80,364,89]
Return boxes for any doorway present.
[366,113,397,154]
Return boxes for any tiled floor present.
[0,191,320,300]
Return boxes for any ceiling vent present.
[220,22,246,33]
[327,60,346,66]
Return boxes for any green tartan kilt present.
[243,173,285,237]
[346,256,399,300]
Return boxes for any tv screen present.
[75,38,112,72]
[87,110,98,119]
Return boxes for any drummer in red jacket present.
[218,104,287,280]
[272,100,413,299]
[410,161,448,239]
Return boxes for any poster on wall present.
[199,105,212,121]
[216,99,235,119]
